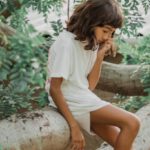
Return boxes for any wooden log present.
[97,61,149,96]
[0,107,102,150]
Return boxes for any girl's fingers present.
[106,39,116,57]
[80,138,85,150]
[71,140,84,150]
[71,143,79,150]
[111,43,117,57]
[71,141,82,150]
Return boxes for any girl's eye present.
[103,30,108,33]
[111,32,115,38]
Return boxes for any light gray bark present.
[97,62,148,96]
[0,107,102,150]
[0,107,70,150]
[0,105,150,150]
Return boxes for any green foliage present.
[9,8,28,32]
[0,0,64,119]
[0,1,5,10]
[0,29,47,87]
[51,19,64,37]
[47,19,64,45]
[117,35,150,65]
[118,96,150,112]
[0,0,62,17]
[0,27,50,119]
[118,0,148,37]
[22,0,62,17]
[0,83,33,119]
[141,0,150,14]
[0,83,49,119]
[35,91,49,107]
[117,35,150,111]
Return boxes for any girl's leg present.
[90,104,140,150]
[91,123,120,147]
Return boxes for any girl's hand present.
[70,124,85,150]
[97,39,117,58]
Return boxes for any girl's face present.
[93,25,116,44]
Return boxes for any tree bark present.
[0,107,102,150]
[1,105,150,150]
[98,104,150,150]
[96,62,149,96]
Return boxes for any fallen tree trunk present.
[97,61,149,96]
[98,104,150,150]
[0,107,102,150]
[1,104,150,150]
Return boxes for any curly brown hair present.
[66,0,124,50]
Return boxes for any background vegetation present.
[0,0,150,119]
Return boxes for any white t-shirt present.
[45,30,109,135]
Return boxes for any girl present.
[45,0,140,149]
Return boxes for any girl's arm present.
[87,41,113,91]
[49,78,85,149]
[87,50,105,91]
[50,78,77,127]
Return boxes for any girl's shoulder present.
[51,30,77,49]
[50,30,77,54]
[58,29,76,42]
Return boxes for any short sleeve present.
[47,37,72,80]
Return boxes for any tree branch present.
[96,62,148,96]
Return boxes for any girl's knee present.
[124,114,140,134]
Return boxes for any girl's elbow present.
[88,85,95,91]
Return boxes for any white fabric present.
[45,30,109,135]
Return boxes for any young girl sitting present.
[45,0,140,149]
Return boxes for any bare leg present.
[91,123,120,147]
[90,104,140,150]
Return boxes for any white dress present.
[45,30,109,135]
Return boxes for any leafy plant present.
[0,0,63,119]
[118,0,145,37]
[118,96,150,112]
[116,35,150,111]
[0,83,33,119]
[117,35,150,65]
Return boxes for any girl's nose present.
[104,33,112,41]
[103,35,109,42]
